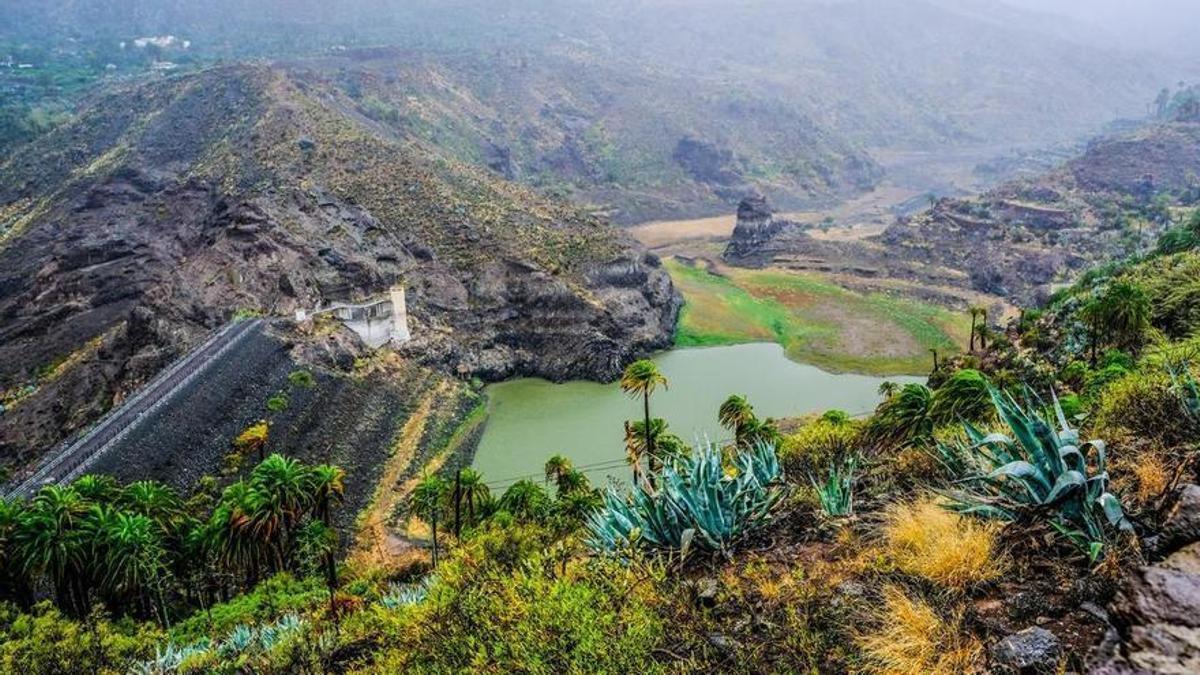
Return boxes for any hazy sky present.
[1001,0,1200,54]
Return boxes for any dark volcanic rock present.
[991,627,1061,673]
[724,194,807,265]
[721,121,1200,306]
[0,65,680,471]
[673,136,742,187]
[1092,486,1200,674]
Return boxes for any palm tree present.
[306,463,344,600]
[0,497,31,607]
[739,416,782,449]
[456,468,491,527]
[1101,281,1152,356]
[555,489,602,523]
[121,480,183,536]
[411,475,449,566]
[73,474,120,503]
[208,480,262,581]
[308,464,345,527]
[623,421,649,489]
[718,395,755,443]
[295,519,338,609]
[877,381,899,399]
[497,479,551,523]
[554,469,591,497]
[968,306,984,352]
[91,507,171,625]
[620,360,668,475]
[626,418,686,485]
[244,454,315,572]
[1080,297,1105,366]
[16,485,89,613]
[543,454,573,486]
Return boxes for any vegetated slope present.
[0,64,679,470]
[666,259,968,376]
[285,49,881,224]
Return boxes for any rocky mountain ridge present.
[0,64,679,470]
[724,119,1200,306]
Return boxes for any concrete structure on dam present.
[298,285,412,349]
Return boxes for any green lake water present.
[472,343,922,488]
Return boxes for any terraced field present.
[666,258,971,375]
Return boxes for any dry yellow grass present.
[883,498,1006,590]
[859,585,985,675]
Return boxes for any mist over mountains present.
[4,0,1193,148]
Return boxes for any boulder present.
[1157,484,1200,556]
[1096,543,1200,674]
[991,627,1061,673]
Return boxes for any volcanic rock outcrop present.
[0,65,680,470]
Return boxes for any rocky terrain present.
[0,64,679,472]
[725,119,1200,306]
[277,48,882,224]
[6,1,1195,226]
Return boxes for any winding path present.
[3,318,264,499]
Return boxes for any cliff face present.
[0,65,679,469]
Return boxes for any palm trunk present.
[969,315,977,352]
[324,551,338,614]
[430,513,439,567]
[643,392,656,489]
[453,470,462,537]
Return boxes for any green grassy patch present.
[665,259,968,375]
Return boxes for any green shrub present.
[1100,350,1134,370]
[1136,251,1200,338]
[355,522,664,673]
[265,392,290,412]
[286,370,315,389]
[1094,371,1196,447]
[930,369,993,426]
[1085,364,1130,397]
[780,415,861,476]
[169,574,326,644]
[1058,393,1085,421]
[1060,360,1090,391]
[0,603,163,674]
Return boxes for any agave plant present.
[1171,365,1200,425]
[381,576,435,609]
[132,640,212,675]
[586,442,784,555]
[137,613,308,673]
[810,455,857,517]
[938,386,1132,559]
[218,624,258,657]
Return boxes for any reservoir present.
[472,342,922,488]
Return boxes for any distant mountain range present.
[2,0,1195,220]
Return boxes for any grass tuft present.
[883,498,1006,590]
[859,585,985,675]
